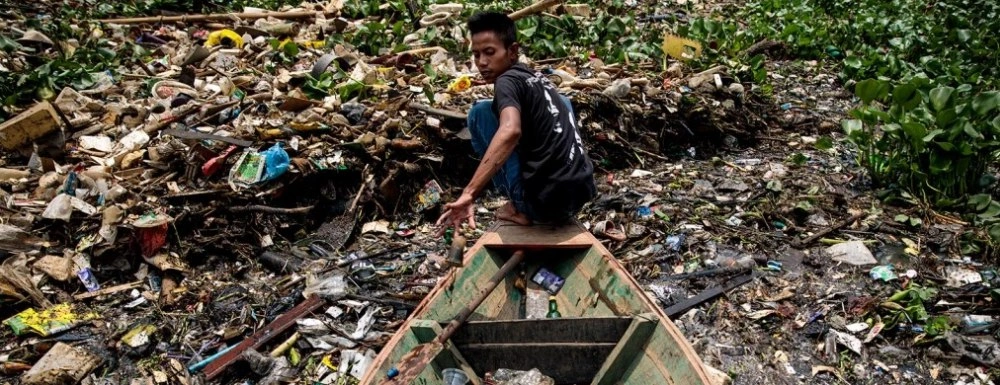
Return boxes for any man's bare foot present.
[496,201,532,225]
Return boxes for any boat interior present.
[367,224,706,385]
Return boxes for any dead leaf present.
[811,365,845,382]
[0,261,51,307]
[746,309,778,319]
[765,288,795,302]
[832,330,863,355]
[33,255,74,281]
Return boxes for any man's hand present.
[435,192,477,237]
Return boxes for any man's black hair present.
[467,12,517,47]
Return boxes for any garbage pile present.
[1,0,996,384]
[0,1,774,383]
[589,140,1000,383]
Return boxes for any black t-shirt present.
[493,63,597,221]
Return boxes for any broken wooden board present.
[0,101,62,150]
[22,342,100,385]
[203,294,325,379]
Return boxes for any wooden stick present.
[269,332,300,358]
[228,205,314,215]
[509,0,565,21]
[395,47,446,57]
[73,281,144,300]
[95,10,335,25]
[408,102,467,120]
[384,250,526,385]
[349,164,372,214]
[792,212,865,248]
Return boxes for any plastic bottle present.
[546,296,561,318]
[73,254,100,292]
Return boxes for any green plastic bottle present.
[546,296,561,318]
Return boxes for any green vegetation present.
[76,0,302,17]
[681,0,999,89]
[678,0,1000,251]
[0,19,149,107]
[4,0,998,248]
[843,79,1000,206]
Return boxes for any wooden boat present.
[359,223,713,385]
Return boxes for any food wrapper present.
[3,303,98,336]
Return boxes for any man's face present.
[471,31,518,83]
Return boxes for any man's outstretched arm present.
[435,106,522,235]
[463,106,522,199]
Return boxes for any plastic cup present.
[441,368,469,385]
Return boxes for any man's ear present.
[507,42,520,61]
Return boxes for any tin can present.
[77,267,101,292]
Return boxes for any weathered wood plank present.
[451,317,632,345]
[478,223,595,249]
[591,313,657,385]
[582,242,712,385]
[423,248,500,321]
[540,253,615,318]
[410,320,483,385]
[0,101,61,150]
[422,249,522,322]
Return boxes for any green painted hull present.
[360,223,712,385]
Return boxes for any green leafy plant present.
[686,0,999,89]
[894,214,923,228]
[268,39,300,63]
[923,316,953,337]
[843,78,1000,207]
[0,24,149,107]
[79,0,301,18]
[303,72,337,100]
[302,68,370,102]
[882,284,938,328]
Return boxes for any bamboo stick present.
[96,10,336,25]
[509,0,565,21]
[408,102,467,120]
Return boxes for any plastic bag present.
[41,194,73,221]
[261,143,289,182]
[303,273,347,299]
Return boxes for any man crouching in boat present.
[436,11,597,235]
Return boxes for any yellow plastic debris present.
[448,75,472,92]
[204,29,244,50]
[299,40,326,49]
[661,32,702,61]
[121,324,158,348]
[321,354,338,371]
[3,303,98,336]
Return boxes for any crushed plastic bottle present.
[870,265,898,282]
[665,234,686,252]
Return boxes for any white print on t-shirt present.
[527,71,586,163]
[542,91,563,133]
